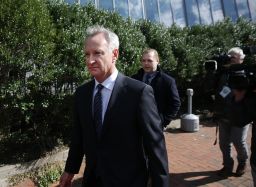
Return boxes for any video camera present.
[204,46,256,91]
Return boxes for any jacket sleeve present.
[163,78,181,127]
[64,90,84,174]
[138,85,169,187]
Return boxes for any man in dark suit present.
[132,48,181,129]
[59,26,169,187]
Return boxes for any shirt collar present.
[94,69,118,91]
[144,71,157,78]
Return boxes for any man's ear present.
[112,48,119,62]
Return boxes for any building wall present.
[66,0,256,27]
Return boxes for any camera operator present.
[214,47,251,177]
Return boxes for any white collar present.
[95,70,118,91]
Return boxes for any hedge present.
[0,0,256,162]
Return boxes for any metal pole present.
[187,89,193,114]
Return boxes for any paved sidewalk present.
[166,119,253,187]
[11,119,255,187]
[62,119,254,187]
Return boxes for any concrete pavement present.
[166,119,253,187]
[66,119,254,187]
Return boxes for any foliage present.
[84,5,147,75]
[0,0,59,156]
[138,20,176,74]
[36,162,64,187]
[9,161,64,187]
[47,2,92,85]
[1,0,256,163]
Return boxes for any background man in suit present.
[59,26,169,187]
[132,48,181,129]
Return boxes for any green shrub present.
[0,0,58,156]
[1,0,256,163]
[9,162,64,187]
[36,162,64,187]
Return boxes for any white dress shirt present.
[93,70,118,123]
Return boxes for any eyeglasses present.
[231,56,244,60]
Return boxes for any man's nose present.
[86,56,96,64]
[143,61,149,65]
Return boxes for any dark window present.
[223,0,238,22]
[184,0,200,26]
[210,0,224,23]
[171,0,186,27]
[159,0,173,26]
[129,0,143,20]
[198,0,213,25]
[248,0,256,21]
[115,0,129,18]
[80,0,95,5]
[144,0,160,22]
[66,0,256,27]
[236,0,250,19]
[65,0,75,4]
[99,0,113,11]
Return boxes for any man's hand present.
[59,172,74,187]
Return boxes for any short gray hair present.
[85,25,119,51]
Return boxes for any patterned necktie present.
[94,84,104,137]
[145,74,151,84]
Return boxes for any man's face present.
[141,52,159,73]
[230,54,244,64]
[84,33,118,83]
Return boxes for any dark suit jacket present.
[132,66,181,127]
[64,73,169,187]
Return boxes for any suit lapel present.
[88,81,95,127]
[101,73,124,135]
[80,80,95,133]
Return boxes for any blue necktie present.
[145,74,151,84]
[94,84,104,137]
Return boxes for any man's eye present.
[96,51,103,55]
